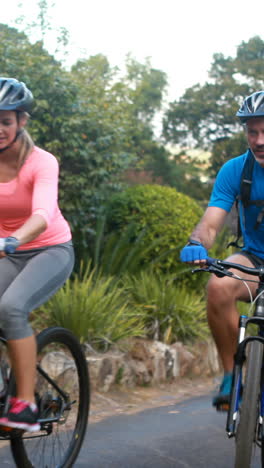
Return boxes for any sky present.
[1,0,264,103]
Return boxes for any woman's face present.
[0,110,27,151]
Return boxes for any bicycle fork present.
[226,315,264,439]
[226,315,247,438]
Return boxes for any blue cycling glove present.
[180,239,208,262]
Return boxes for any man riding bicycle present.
[180,90,264,408]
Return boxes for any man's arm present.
[189,206,228,250]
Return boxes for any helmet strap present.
[0,128,23,153]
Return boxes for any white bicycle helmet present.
[236,91,264,122]
[0,77,33,113]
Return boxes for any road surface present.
[76,394,261,467]
[0,394,262,467]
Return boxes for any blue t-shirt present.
[209,149,264,259]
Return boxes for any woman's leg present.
[0,243,74,403]
[8,336,37,403]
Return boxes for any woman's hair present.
[16,112,34,170]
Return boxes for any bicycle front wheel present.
[235,340,263,468]
[10,327,90,468]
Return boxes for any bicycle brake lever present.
[192,265,235,278]
[192,267,211,274]
[209,266,235,278]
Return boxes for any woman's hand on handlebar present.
[0,237,20,257]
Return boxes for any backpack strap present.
[240,151,264,229]
[227,151,264,248]
[227,151,255,249]
[239,151,255,207]
[227,198,244,249]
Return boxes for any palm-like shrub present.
[35,264,145,350]
[123,271,209,344]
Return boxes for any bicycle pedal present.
[0,424,24,435]
[216,403,230,412]
[0,425,13,432]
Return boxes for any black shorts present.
[238,250,264,268]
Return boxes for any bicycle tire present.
[10,327,90,468]
[235,340,263,468]
[0,336,12,425]
[261,369,264,468]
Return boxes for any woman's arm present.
[0,214,47,258]
[11,214,47,246]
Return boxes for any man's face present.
[246,117,264,167]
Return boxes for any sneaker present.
[0,397,40,432]
[212,372,233,409]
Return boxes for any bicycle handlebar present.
[193,257,264,279]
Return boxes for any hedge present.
[105,184,203,272]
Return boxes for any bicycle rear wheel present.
[235,340,263,468]
[10,327,90,468]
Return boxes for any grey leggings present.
[0,241,74,340]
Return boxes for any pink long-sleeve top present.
[0,146,71,249]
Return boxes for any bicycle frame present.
[227,286,264,439]
[0,330,71,441]
[192,257,264,466]
[0,326,89,468]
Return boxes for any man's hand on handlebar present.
[180,239,208,266]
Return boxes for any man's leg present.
[207,254,258,407]
[207,253,258,372]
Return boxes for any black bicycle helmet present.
[0,77,33,113]
[236,91,264,123]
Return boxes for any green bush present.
[105,184,203,272]
[34,263,145,350]
[33,261,210,348]
[90,214,188,277]
[123,271,209,344]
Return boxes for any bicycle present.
[0,326,90,467]
[194,257,264,468]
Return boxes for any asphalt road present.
[0,394,262,467]
[76,394,262,468]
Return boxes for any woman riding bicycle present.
[0,77,74,431]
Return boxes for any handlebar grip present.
[206,257,217,266]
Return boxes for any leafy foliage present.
[125,55,167,122]
[0,22,170,263]
[162,36,264,175]
[209,132,247,176]
[105,184,203,272]
[91,218,165,276]
[124,272,208,344]
[134,144,211,201]
[36,263,145,350]
[34,264,209,349]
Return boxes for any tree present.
[0,22,171,263]
[162,36,264,176]
[125,55,167,123]
[210,133,247,176]
[0,25,133,258]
